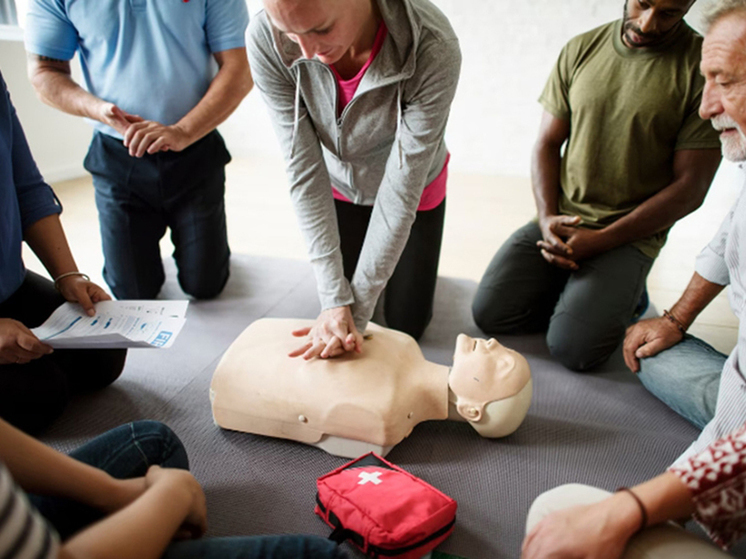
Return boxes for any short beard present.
[712,114,746,162]
[621,2,673,48]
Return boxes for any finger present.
[91,287,111,303]
[347,321,364,353]
[559,215,582,226]
[622,326,645,367]
[15,328,53,356]
[75,288,96,316]
[326,345,347,358]
[302,340,326,360]
[537,240,570,256]
[540,249,578,270]
[320,336,343,359]
[122,111,144,123]
[622,338,641,373]
[135,133,159,158]
[539,234,571,254]
[288,342,313,358]
[147,136,168,155]
[291,327,312,337]
[521,525,539,558]
[122,121,146,148]
[635,338,668,360]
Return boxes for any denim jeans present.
[31,421,345,559]
[637,335,726,429]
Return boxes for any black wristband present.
[616,487,648,534]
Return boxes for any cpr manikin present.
[210,319,532,458]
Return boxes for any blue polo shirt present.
[0,72,62,304]
[24,0,249,139]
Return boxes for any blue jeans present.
[85,131,231,300]
[638,335,726,429]
[31,421,345,559]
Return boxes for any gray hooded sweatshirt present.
[247,0,461,332]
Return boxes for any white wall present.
[1,0,710,180]
[0,39,90,182]
[224,0,710,177]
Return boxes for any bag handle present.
[328,524,356,544]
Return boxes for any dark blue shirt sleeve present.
[3,75,62,230]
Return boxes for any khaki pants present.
[526,484,730,559]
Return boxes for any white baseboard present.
[42,163,87,185]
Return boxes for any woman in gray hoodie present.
[248,0,461,360]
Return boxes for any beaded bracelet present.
[616,487,648,535]
[53,271,90,291]
[663,309,687,334]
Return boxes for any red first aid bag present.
[315,453,457,558]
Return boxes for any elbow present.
[240,71,254,98]
[234,64,254,100]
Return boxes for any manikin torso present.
[211,319,532,458]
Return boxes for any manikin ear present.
[468,379,533,438]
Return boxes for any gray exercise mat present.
[41,255,726,558]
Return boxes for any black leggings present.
[0,272,126,434]
[335,198,445,340]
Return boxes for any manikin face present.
[621,0,694,49]
[264,0,373,64]
[448,334,530,422]
[700,13,746,162]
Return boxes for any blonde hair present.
[702,0,746,32]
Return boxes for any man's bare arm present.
[123,47,253,157]
[26,54,137,135]
[584,148,722,252]
[623,272,725,372]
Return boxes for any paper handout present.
[31,300,189,349]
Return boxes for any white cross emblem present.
[358,471,383,485]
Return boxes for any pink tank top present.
[330,22,448,212]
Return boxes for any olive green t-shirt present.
[539,20,720,259]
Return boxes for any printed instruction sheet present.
[32,300,188,349]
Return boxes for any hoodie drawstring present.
[290,67,301,160]
[396,82,403,170]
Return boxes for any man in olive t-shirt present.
[472,0,721,372]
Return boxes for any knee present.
[110,281,162,301]
[90,350,127,390]
[526,484,608,533]
[472,289,512,335]
[178,267,229,300]
[129,421,189,470]
[0,362,69,434]
[547,320,619,372]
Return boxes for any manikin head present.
[448,334,532,438]
[263,0,377,64]
[699,1,746,162]
[621,0,696,49]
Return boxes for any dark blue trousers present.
[84,131,231,300]
[0,272,125,434]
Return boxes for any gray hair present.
[701,0,746,32]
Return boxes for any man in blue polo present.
[24,0,252,300]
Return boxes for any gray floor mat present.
[41,255,730,558]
